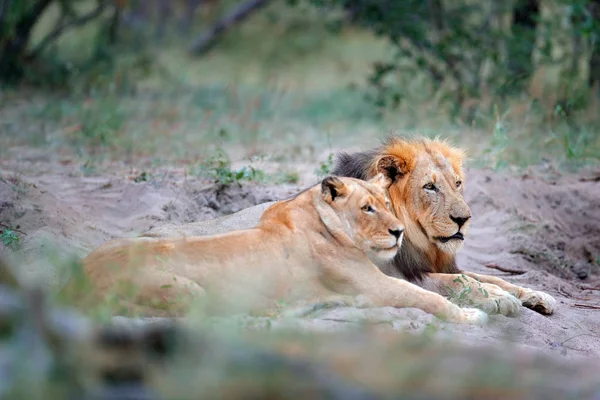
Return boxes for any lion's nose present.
[450,215,471,228]
[389,228,403,239]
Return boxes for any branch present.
[29,1,108,58]
[19,0,54,35]
[6,0,53,51]
[189,0,271,56]
[484,263,526,275]
[0,222,26,236]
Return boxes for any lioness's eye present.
[423,183,436,191]
[362,205,375,213]
[456,180,462,189]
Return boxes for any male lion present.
[332,136,556,316]
[72,175,487,324]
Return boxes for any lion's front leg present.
[461,272,557,315]
[425,273,522,317]
[348,274,488,325]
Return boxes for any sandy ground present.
[1,146,599,363]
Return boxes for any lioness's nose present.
[450,215,471,228]
[389,228,403,239]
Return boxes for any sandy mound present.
[0,154,299,286]
[1,152,599,362]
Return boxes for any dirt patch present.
[464,166,600,281]
[1,150,599,363]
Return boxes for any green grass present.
[314,153,335,178]
[189,147,268,184]
[1,227,21,250]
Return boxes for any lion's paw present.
[474,285,522,317]
[458,308,488,325]
[521,290,556,315]
[455,284,521,317]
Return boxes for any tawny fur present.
[333,135,556,316]
[66,175,487,324]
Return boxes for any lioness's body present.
[75,176,486,324]
[84,199,355,314]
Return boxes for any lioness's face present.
[321,174,404,261]
[378,151,471,255]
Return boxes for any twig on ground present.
[578,176,600,182]
[557,285,573,298]
[570,303,600,310]
[580,285,600,291]
[484,263,526,275]
[0,222,26,236]
[560,333,600,347]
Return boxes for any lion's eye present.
[456,180,462,189]
[423,183,436,191]
[362,205,375,213]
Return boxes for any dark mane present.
[393,240,433,282]
[331,150,377,181]
[332,147,459,282]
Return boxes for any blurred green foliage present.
[1,0,599,168]
[294,0,600,118]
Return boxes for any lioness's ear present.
[321,176,349,203]
[376,155,406,183]
[368,173,392,189]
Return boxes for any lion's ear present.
[376,155,406,183]
[368,173,392,189]
[321,176,349,203]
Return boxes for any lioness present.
[333,136,557,316]
[73,175,487,324]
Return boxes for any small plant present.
[133,171,149,183]
[80,160,97,176]
[315,153,334,178]
[221,166,266,185]
[1,227,22,250]
[191,148,268,185]
[482,105,510,170]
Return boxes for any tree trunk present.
[108,3,122,45]
[588,0,600,88]
[156,0,173,39]
[507,0,539,89]
[0,0,54,82]
[189,0,271,56]
[180,0,202,36]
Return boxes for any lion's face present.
[374,139,471,255]
[321,174,404,262]
[405,154,471,253]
